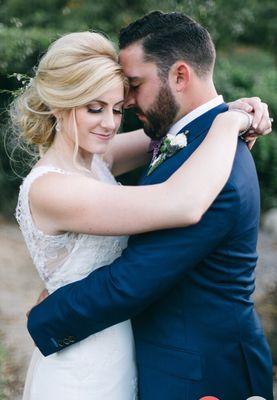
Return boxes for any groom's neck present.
[176,79,218,121]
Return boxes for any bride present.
[11,31,269,399]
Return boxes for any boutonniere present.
[147,131,188,176]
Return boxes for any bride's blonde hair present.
[10,31,127,158]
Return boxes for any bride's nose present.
[100,110,116,131]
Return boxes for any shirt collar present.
[168,95,224,136]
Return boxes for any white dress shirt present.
[168,95,224,136]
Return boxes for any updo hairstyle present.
[10,31,126,155]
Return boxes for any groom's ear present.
[169,61,191,92]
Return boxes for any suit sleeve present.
[28,184,239,356]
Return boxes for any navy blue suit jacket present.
[28,104,273,400]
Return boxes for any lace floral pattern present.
[15,156,128,293]
[15,166,78,285]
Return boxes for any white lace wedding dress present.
[16,155,137,400]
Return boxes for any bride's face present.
[64,85,124,156]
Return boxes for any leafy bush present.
[0,27,55,74]
[1,0,275,52]
[215,48,277,210]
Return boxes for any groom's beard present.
[136,84,180,140]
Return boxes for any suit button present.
[58,340,64,347]
[63,338,71,345]
[68,336,75,343]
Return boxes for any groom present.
[27,11,273,399]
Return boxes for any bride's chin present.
[81,143,110,156]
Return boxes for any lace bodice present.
[15,155,128,293]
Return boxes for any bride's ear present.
[52,109,61,120]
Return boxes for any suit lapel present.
[177,103,228,144]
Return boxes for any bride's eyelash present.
[87,107,123,115]
[87,107,102,113]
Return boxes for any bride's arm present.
[105,97,271,176]
[29,111,249,236]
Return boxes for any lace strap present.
[21,165,70,201]
[15,166,71,235]
[26,164,70,183]
[15,166,76,283]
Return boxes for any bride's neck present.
[42,132,93,172]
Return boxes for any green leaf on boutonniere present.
[147,131,189,176]
[147,153,167,176]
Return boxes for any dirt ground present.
[0,217,276,399]
[0,218,43,399]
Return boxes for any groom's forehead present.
[119,44,157,78]
[119,43,145,67]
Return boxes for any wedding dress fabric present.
[16,155,137,399]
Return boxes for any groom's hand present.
[228,97,272,149]
[26,288,49,318]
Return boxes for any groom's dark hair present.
[119,11,216,79]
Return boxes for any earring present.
[56,119,61,133]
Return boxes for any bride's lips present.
[91,132,113,141]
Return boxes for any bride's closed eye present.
[86,101,104,113]
[87,106,102,113]
[87,107,123,115]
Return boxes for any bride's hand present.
[26,288,49,318]
[214,109,253,136]
[214,109,259,150]
[228,97,272,136]
[227,109,254,134]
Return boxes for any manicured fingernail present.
[253,123,257,129]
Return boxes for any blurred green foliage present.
[215,48,277,210]
[0,0,276,50]
[0,0,276,215]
